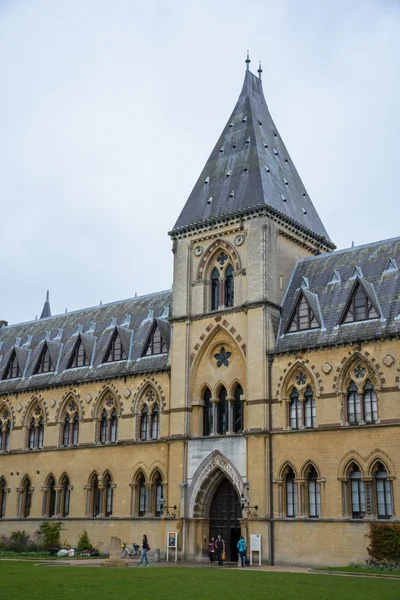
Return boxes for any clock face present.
[194,245,203,256]
[234,234,244,246]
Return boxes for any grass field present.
[319,565,400,577]
[1,561,400,600]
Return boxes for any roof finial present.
[40,290,51,319]
[257,60,263,80]
[245,50,251,71]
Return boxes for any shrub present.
[36,522,63,549]
[77,530,91,551]
[367,522,400,564]
[0,531,42,553]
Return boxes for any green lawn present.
[319,566,400,577]
[1,561,399,600]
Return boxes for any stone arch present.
[334,350,384,395]
[58,471,71,485]
[0,398,15,428]
[277,460,298,479]
[276,357,323,403]
[132,378,166,412]
[44,472,56,486]
[197,238,241,280]
[300,460,321,479]
[337,451,365,478]
[133,382,162,414]
[21,395,48,427]
[228,378,245,398]
[92,384,122,419]
[212,380,228,397]
[101,469,114,484]
[149,461,167,483]
[55,389,84,422]
[130,462,149,483]
[188,450,244,519]
[366,449,396,478]
[190,317,246,368]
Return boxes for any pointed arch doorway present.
[209,478,242,562]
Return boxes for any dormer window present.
[68,337,89,368]
[3,350,21,380]
[287,294,319,332]
[104,330,126,363]
[342,281,379,323]
[144,324,166,356]
[34,344,54,374]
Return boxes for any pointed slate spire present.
[40,291,51,320]
[245,50,251,71]
[171,63,334,250]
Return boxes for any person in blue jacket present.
[237,536,247,567]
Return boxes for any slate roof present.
[276,237,400,353]
[0,290,172,394]
[171,67,333,250]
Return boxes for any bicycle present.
[121,541,141,559]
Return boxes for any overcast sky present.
[0,0,399,325]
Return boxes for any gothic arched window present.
[68,337,89,368]
[138,474,147,517]
[233,384,243,433]
[104,330,126,363]
[211,267,220,311]
[349,464,365,519]
[90,474,100,517]
[154,473,163,517]
[307,466,321,518]
[304,386,315,428]
[285,469,297,517]
[100,409,108,444]
[34,344,54,374]
[347,382,361,425]
[28,418,35,450]
[151,406,159,440]
[144,324,166,356]
[37,418,44,449]
[203,388,213,436]
[21,477,32,518]
[110,408,118,443]
[61,475,70,517]
[217,387,228,435]
[104,473,113,517]
[374,463,392,519]
[140,406,149,441]
[3,350,21,379]
[63,414,70,447]
[46,476,56,518]
[363,379,377,424]
[0,478,7,518]
[289,389,302,429]
[225,264,234,307]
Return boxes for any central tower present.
[167,58,334,560]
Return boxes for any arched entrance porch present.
[209,478,241,561]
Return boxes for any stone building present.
[0,58,399,566]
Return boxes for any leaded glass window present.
[363,380,377,424]
[350,465,366,518]
[233,384,243,433]
[203,388,213,436]
[375,463,392,519]
[63,415,70,447]
[110,408,118,443]
[288,295,319,332]
[3,350,21,379]
[347,382,361,425]
[211,268,220,311]
[68,338,89,368]
[61,475,70,517]
[144,324,166,356]
[151,406,159,439]
[34,345,54,374]
[0,478,6,518]
[304,386,316,428]
[100,409,108,444]
[104,330,126,363]
[139,476,147,517]
[286,470,298,517]
[308,467,321,517]
[217,387,228,435]
[289,389,302,429]
[140,406,149,440]
[155,476,163,517]
[48,477,56,518]
[343,282,379,323]
[225,264,234,307]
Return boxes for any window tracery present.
[209,252,235,311]
[61,400,79,447]
[344,362,378,425]
[27,404,45,450]
[87,472,114,517]
[96,395,118,444]
[138,388,160,441]
[285,369,316,430]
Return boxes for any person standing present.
[237,536,247,567]
[208,537,216,565]
[215,534,225,566]
[138,534,150,567]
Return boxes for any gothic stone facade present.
[0,65,399,566]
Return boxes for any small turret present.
[40,290,51,319]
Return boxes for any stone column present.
[363,477,373,517]
[129,482,137,516]
[227,397,234,433]
[338,477,349,516]
[296,479,306,516]
[98,483,105,517]
[211,398,218,435]
[84,484,92,517]
[16,487,23,518]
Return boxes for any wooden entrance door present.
[209,478,241,561]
